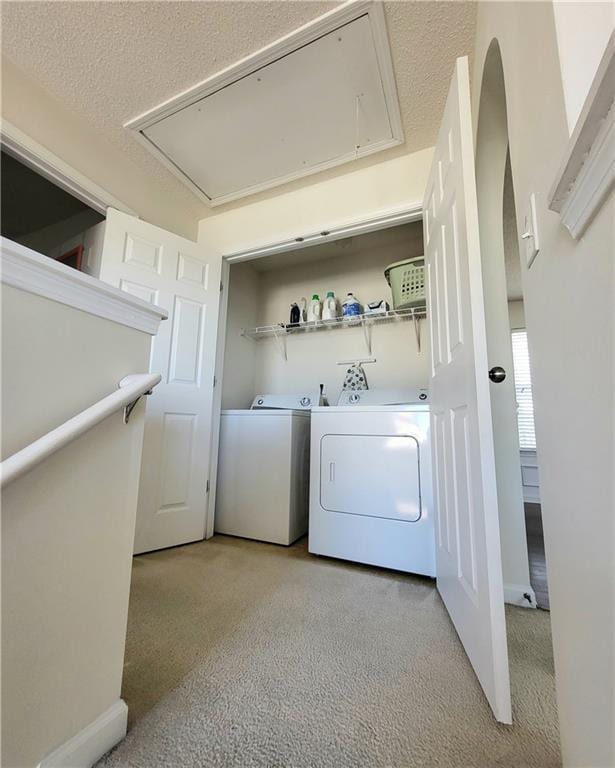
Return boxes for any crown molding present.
[549,33,615,239]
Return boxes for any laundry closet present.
[220,220,429,411]
[215,219,433,564]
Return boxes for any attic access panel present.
[127,5,403,207]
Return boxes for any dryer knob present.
[349,393,361,404]
[257,398,264,405]
[300,396,311,406]
[419,392,427,401]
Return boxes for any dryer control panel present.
[337,388,429,406]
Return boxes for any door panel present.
[424,57,512,723]
[98,208,222,553]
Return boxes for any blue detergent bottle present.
[342,293,362,317]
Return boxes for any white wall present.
[552,2,614,132]
[1,57,202,239]
[221,223,429,409]
[473,4,614,765]
[1,284,151,767]
[199,148,433,255]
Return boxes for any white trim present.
[37,699,128,768]
[205,257,231,539]
[1,237,167,334]
[223,202,423,263]
[503,584,537,609]
[1,373,161,488]
[124,0,404,207]
[1,119,137,217]
[548,32,615,239]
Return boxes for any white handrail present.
[1,373,161,489]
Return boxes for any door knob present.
[489,366,506,383]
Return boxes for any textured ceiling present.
[1,1,476,215]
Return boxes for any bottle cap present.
[312,294,320,300]
[326,291,335,298]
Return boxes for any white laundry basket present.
[384,256,426,310]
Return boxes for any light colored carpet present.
[98,536,560,768]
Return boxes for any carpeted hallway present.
[98,535,560,768]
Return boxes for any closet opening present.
[214,217,431,557]
[220,219,427,413]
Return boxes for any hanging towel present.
[342,363,369,391]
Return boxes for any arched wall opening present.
[474,39,540,607]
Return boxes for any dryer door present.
[320,434,421,522]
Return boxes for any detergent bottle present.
[299,297,308,325]
[307,294,322,323]
[342,293,362,317]
[322,291,337,321]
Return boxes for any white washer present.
[309,388,435,576]
[215,393,322,545]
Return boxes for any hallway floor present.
[525,502,550,610]
[99,536,560,768]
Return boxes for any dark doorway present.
[1,150,104,264]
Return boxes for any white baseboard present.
[504,583,537,609]
[37,699,128,768]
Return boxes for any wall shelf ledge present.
[241,307,426,358]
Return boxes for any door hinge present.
[220,280,224,292]
[206,480,210,493]
[213,375,217,387]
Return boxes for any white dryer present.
[215,392,324,546]
[309,388,435,576]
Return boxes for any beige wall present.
[221,260,259,410]
[1,57,201,240]
[1,285,150,767]
[261,225,427,404]
[508,300,525,330]
[199,148,433,255]
[473,3,614,766]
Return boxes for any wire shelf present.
[240,307,427,360]
[241,307,426,340]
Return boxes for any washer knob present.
[257,398,264,405]
[349,393,361,404]
[419,392,427,401]
[300,396,311,406]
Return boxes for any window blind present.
[511,330,536,451]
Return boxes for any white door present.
[424,57,512,723]
[98,208,222,554]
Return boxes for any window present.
[511,329,537,451]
